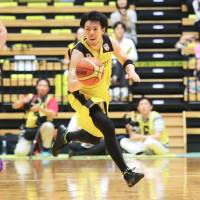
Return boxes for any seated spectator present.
[111,22,138,102]
[175,33,197,55]
[120,98,169,155]
[192,0,200,32]
[110,0,137,44]
[183,0,195,15]
[63,27,85,65]
[0,21,7,50]
[189,39,200,93]
[13,78,58,156]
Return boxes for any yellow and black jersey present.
[136,111,169,145]
[68,34,114,137]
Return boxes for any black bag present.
[0,133,18,154]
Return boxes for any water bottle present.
[1,139,7,155]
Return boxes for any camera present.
[24,101,32,111]
[24,98,40,111]
[123,114,132,125]
[123,114,139,132]
[36,115,47,126]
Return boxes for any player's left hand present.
[125,64,141,82]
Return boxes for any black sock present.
[89,105,128,173]
[42,147,50,152]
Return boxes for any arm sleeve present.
[153,114,165,133]
[47,97,59,113]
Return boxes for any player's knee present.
[144,137,156,149]
[40,122,55,137]
[14,137,31,156]
[40,122,55,148]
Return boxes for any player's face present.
[114,24,125,40]
[137,99,153,116]
[36,80,49,97]
[84,20,105,48]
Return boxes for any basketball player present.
[52,11,144,187]
[0,21,7,50]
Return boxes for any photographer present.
[13,78,58,156]
[120,98,169,155]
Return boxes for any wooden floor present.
[0,157,200,200]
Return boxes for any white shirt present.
[193,0,200,21]
[110,9,137,44]
[118,37,138,62]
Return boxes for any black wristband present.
[123,59,133,68]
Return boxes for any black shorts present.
[23,127,38,141]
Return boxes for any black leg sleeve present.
[72,141,106,156]
[89,105,128,173]
[67,129,100,145]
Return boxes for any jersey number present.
[143,125,149,135]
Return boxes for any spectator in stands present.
[110,0,137,44]
[120,98,169,155]
[192,0,200,31]
[183,0,195,14]
[111,22,138,102]
[195,39,200,72]
[0,21,7,49]
[13,78,58,156]
[63,27,85,65]
[175,33,197,54]
[66,27,85,63]
[68,27,84,50]
[189,39,200,93]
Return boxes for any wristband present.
[123,59,133,69]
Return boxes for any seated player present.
[120,98,169,155]
[13,78,58,156]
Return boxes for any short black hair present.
[113,21,127,31]
[36,78,50,88]
[80,11,108,29]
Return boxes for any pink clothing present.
[195,43,200,59]
[47,97,59,113]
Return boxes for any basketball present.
[76,57,104,86]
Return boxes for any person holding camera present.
[13,78,58,156]
[120,98,169,155]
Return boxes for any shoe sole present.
[128,174,144,187]
[51,131,65,157]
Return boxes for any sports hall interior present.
[0,0,200,200]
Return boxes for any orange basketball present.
[76,57,104,86]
